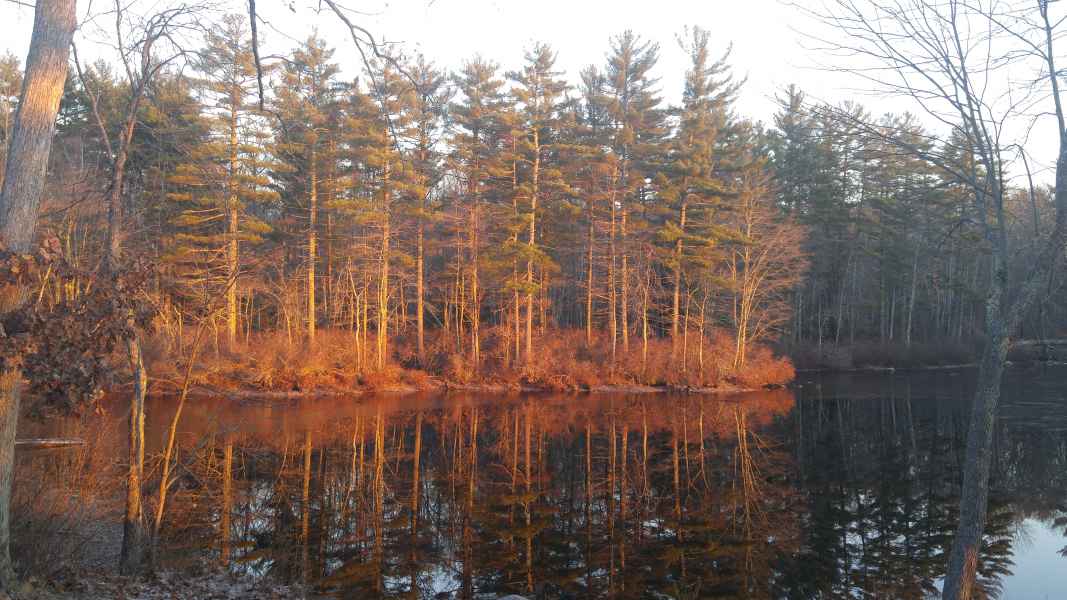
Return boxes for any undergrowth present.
[145,326,796,393]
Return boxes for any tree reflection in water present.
[125,371,1067,598]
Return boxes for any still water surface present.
[71,369,1067,597]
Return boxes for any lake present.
[22,367,1067,598]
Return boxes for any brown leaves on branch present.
[0,236,153,416]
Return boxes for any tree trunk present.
[307,144,317,344]
[416,196,425,365]
[672,197,687,348]
[0,0,74,252]
[470,196,480,367]
[525,130,540,364]
[0,364,19,588]
[119,333,148,574]
[226,101,239,347]
[0,0,76,587]
[941,320,1009,599]
[377,163,391,369]
[586,194,595,346]
[620,207,629,353]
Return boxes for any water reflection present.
[87,370,1067,597]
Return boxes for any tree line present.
[2,15,1059,380]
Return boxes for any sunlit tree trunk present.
[586,193,595,346]
[641,270,649,371]
[672,178,689,351]
[307,144,317,344]
[416,192,425,365]
[525,129,540,364]
[226,100,239,347]
[0,6,79,582]
[620,207,629,353]
[376,162,391,369]
[609,178,618,363]
[469,184,481,367]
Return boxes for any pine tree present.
[449,56,510,367]
[396,55,450,365]
[660,26,741,350]
[508,42,570,364]
[273,35,341,345]
[359,61,413,369]
[600,31,666,357]
[166,15,274,345]
[574,65,615,345]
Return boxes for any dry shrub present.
[730,345,795,388]
[11,416,123,578]
[472,327,788,390]
[146,324,796,391]
[359,363,407,389]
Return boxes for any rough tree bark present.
[0,0,76,587]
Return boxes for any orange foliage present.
[146,325,795,393]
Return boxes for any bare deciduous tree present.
[75,0,204,574]
[725,165,807,369]
[800,1,1067,596]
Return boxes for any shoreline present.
[175,380,767,400]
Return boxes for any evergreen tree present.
[273,35,341,344]
[508,43,571,363]
[449,56,510,367]
[600,31,667,358]
[659,26,742,350]
[166,15,275,345]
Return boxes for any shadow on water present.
[25,367,1067,598]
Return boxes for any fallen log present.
[15,438,86,449]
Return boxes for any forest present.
[3,0,1067,598]
[4,9,1053,395]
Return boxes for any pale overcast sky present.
[0,0,1059,181]
[0,0,858,120]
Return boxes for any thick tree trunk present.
[0,0,76,587]
[0,0,74,252]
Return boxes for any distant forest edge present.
[0,19,1054,395]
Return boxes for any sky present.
[0,0,855,121]
[0,0,1059,181]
